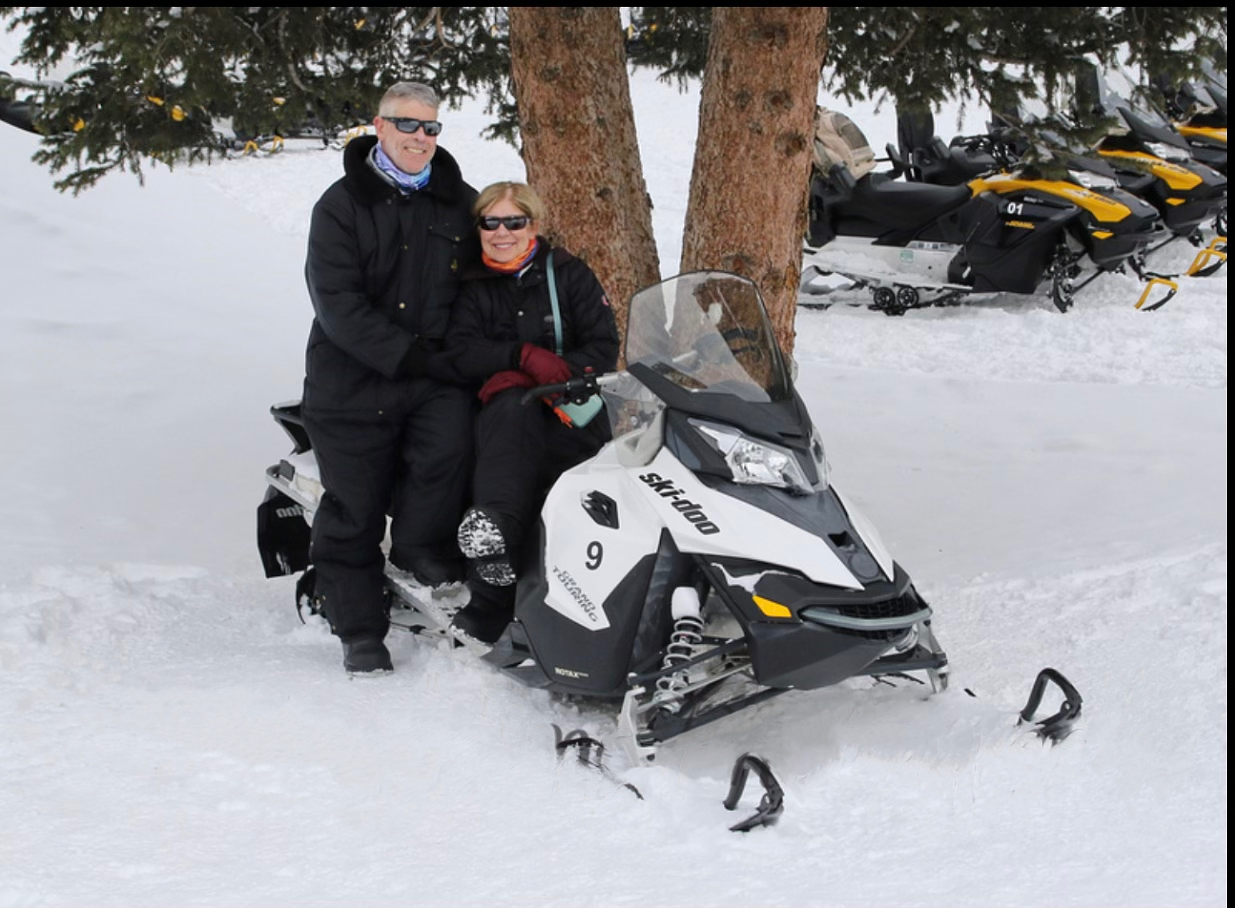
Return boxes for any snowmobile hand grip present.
[520,382,567,405]
[520,375,598,406]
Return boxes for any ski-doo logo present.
[639,472,721,535]
[276,505,305,519]
[552,566,602,624]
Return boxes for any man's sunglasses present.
[382,116,442,136]
[477,215,531,231]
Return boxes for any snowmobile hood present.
[969,174,1140,224]
[633,449,870,589]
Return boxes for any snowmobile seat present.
[834,177,973,237]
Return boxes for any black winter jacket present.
[302,135,479,414]
[444,242,619,386]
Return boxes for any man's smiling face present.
[373,98,439,175]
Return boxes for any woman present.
[444,182,620,644]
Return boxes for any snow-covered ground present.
[1,44,1227,908]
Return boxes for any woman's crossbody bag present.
[546,251,605,429]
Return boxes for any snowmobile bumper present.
[1077,188,1162,272]
[700,558,941,691]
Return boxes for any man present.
[301,82,479,673]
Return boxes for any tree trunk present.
[680,8,829,356]
[508,7,661,354]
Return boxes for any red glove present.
[520,343,572,386]
[478,370,536,405]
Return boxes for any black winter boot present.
[342,636,393,674]
[399,554,466,588]
[450,584,515,645]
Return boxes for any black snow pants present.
[468,387,609,608]
[302,380,475,641]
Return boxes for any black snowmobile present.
[1153,69,1228,177]
[1074,64,1227,272]
[801,107,1173,314]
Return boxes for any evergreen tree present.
[679,8,828,353]
[628,7,1227,122]
[0,7,513,192]
[3,7,1225,192]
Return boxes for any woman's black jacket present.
[444,241,619,386]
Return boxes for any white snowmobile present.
[259,272,1081,817]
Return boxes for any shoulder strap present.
[546,250,564,356]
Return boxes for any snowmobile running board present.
[798,264,1178,315]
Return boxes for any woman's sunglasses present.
[381,116,443,136]
[477,215,531,231]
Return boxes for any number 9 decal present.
[585,541,603,570]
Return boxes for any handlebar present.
[519,372,611,406]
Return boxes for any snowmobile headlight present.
[1068,168,1118,190]
[1146,141,1191,163]
[690,420,814,495]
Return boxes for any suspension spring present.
[654,587,705,705]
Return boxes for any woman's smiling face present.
[477,192,535,264]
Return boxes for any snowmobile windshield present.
[622,272,792,405]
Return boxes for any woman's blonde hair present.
[473,181,547,224]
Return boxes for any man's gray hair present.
[379,82,440,115]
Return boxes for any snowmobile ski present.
[1018,667,1084,743]
[724,754,785,833]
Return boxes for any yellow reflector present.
[1167,198,1185,206]
[1092,230,1114,240]
[753,596,792,619]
